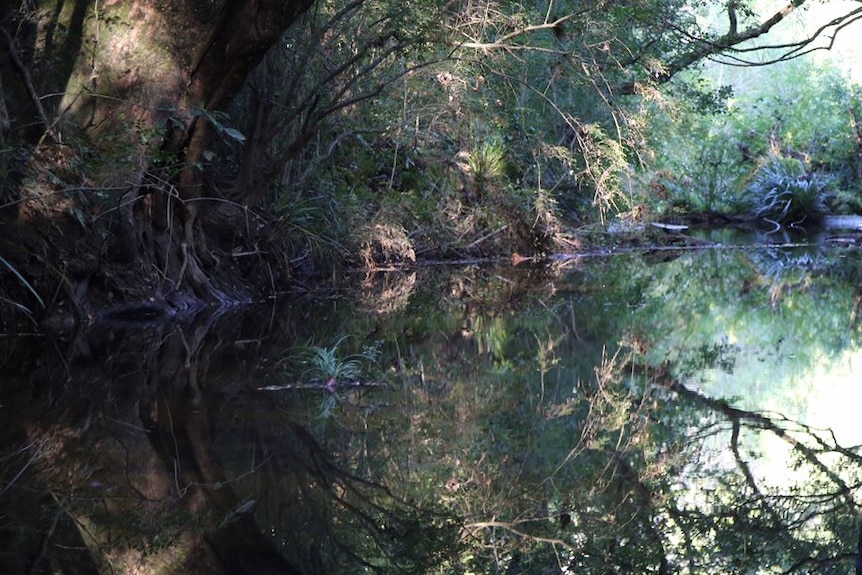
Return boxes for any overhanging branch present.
[616,0,821,95]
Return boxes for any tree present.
[219,0,443,204]
[450,0,862,94]
[0,0,314,310]
[4,0,862,320]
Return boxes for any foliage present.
[302,336,381,383]
[222,0,445,199]
[226,0,842,259]
[746,154,829,223]
[192,108,247,145]
[643,53,861,220]
[466,142,506,189]
[643,103,749,216]
[270,191,348,267]
[276,335,382,419]
[8,0,862,324]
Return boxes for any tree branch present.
[616,0,811,94]
[0,27,57,143]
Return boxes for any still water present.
[2,230,862,574]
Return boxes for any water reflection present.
[2,238,862,574]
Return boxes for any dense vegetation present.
[4,3,862,572]
[3,0,862,321]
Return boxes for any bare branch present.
[453,6,594,54]
[712,7,862,67]
[616,0,811,94]
[464,520,577,549]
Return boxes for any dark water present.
[2,231,862,574]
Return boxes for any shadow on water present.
[3,228,862,574]
[0,300,461,575]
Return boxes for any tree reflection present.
[281,254,862,575]
[3,253,862,574]
[443,345,862,574]
[0,311,304,574]
[233,417,459,573]
[0,306,456,575]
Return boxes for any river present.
[2,227,861,574]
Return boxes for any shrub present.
[746,155,829,224]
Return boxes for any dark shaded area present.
[4,250,862,574]
[0,292,457,574]
[857,523,862,575]
[0,0,89,214]
[0,306,300,573]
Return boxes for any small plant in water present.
[302,336,381,418]
[746,154,828,224]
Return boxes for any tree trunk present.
[0,0,314,310]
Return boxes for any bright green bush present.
[643,57,860,219]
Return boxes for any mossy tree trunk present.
[0,0,314,309]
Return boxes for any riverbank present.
[7,202,857,335]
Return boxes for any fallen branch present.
[257,380,391,392]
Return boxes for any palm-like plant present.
[303,337,381,419]
[747,155,828,224]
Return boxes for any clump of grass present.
[467,142,507,187]
[746,155,828,224]
[305,336,368,382]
